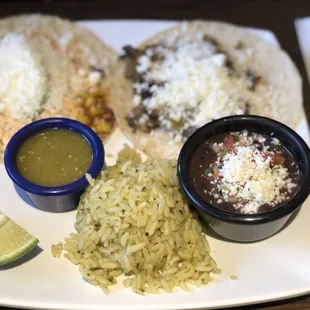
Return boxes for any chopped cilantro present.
[204,166,213,176]
[219,151,226,159]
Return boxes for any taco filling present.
[0,14,118,160]
[122,35,262,141]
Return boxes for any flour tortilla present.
[0,14,118,111]
[113,20,303,160]
[0,14,119,161]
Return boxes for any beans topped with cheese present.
[189,130,300,214]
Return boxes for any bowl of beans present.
[177,115,310,242]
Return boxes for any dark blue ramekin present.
[177,115,310,242]
[4,118,105,213]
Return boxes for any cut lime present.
[0,211,39,266]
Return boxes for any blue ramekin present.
[4,118,105,213]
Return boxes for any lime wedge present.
[0,211,39,266]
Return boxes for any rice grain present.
[52,147,219,294]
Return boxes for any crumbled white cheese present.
[272,138,280,145]
[133,38,258,138]
[78,69,87,76]
[0,33,47,120]
[59,32,73,49]
[88,71,101,85]
[217,145,295,214]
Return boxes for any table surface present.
[1,0,310,309]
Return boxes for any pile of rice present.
[52,147,220,294]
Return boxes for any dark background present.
[1,0,310,309]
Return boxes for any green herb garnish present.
[204,166,213,176]
[219,151,226,159]
[222,185,229,191]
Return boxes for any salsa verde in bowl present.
[177,115,310,242]
[4,118,104,213]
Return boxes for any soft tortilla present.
[0,14,118,110]
[0,14,119,161]
[112,20,303,160]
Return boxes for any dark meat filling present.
[120,45,144,82]
[244,102,250,115]
[120,45,143,59]
[202,35,223,54]
[90,65,105,76]
[140,81,166,100]
[224,61,261,92]
[224,58,235,77]
[126,104,160,133]
[246,70,261,91]
[125,104,145,132]
[121,38,261,137]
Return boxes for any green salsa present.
[16,128,93,187]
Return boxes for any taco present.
[0,14,118,160]
[113,20,303,160]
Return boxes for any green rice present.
[52,146,220,294]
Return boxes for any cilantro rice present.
[52,147,220,294]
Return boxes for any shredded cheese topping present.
[210,134,297,214]
[132,36,263,141]
[0,33,47,120]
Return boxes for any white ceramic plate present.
[1,20,310,310]
[295,17,310,85]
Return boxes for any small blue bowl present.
[4,118,105,213]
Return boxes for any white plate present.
[1,20,310,310]
[295,17,310,84]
